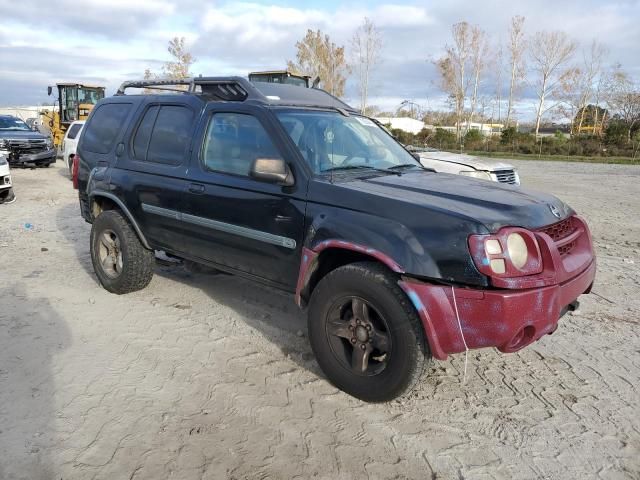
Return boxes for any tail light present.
[72,154,80,190]
[469,228,542,279]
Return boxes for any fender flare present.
[295,239,405,307]
[89,191,152,250]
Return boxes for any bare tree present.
[577,41,608,134]
[143,37,195,92]
[436,22,472,140]
[606,67,640,142]
[529,30,577,136]
[163,37,195,79]
[288,29,350,97]
[351,17,383,114]
[494,45,504,124]
[505,15,526,127]
[467,25,490,129]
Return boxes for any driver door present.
[181,105,307,289]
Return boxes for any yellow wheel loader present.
[40,83,105,149]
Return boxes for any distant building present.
[520,123,571,138]
[456,122,504,136]
[375,117,433,134]
[0,106,47,120]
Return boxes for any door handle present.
[188,183,205,194]
[275,215,292,222]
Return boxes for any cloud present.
[0,0,175,37]
[0,0,638,121]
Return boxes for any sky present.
[1,0,639,122]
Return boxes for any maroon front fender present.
[295,240,404,307]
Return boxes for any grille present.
[539,217,574,241]
[6,139,48,154]
[538,217,577,256]
[493,170,517,184]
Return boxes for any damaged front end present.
[0,156,15,204]
[0,138,56,167]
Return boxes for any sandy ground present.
[0,160,638,480]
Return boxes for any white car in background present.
[412,147,520,185]
[0,154,15,204]
[61,120,85,174]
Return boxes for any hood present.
[0,130,48,141]
[418,151,514,171]
[329,170,571,232]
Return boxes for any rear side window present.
[132,105,193,165]
[82,103,131,154]
[132,106,159,160]
[66,123,83,140]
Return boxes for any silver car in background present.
[411,147,520,185]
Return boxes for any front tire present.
[90,210,154,294]
[308,261,430,402]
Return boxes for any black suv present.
[76,77,596,402]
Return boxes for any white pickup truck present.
[0,154,15,204]
[412,147,520,185]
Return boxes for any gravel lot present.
[0,160,638,480]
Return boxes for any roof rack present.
[115,76,264,102]
[115,76,358,113]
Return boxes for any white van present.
[61,120,85,174]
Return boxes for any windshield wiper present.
[322,165,401,176]
[388,164,421,170]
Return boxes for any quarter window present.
[66,123,83,140]
[82,103,131,154]
[202,113,281,176]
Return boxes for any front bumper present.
[399,260,596,360]
[5,148,56,166]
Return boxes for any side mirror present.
[250,158,294,186]
[412,152,421,161]
[47,86,53,96]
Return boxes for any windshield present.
[0,116,31,131]
[275,110,421,174]
[77,87,104,104]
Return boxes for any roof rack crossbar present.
[115,76,266,102]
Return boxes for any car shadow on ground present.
[0,283,71,480]
[155,264,323,377]
[56,163,71,180]
[55,200,322,377]
[55,203,97,282]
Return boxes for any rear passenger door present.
[111,98,200,252]
[181,104,307,289]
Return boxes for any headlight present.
[45,138,53,148]
[0,155,7,165]
[507,233,528,269]
[460,170,492,181]
[468,228,543,280]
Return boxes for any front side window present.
[202,113,281,176]
[82,103,131,154]
[275,110,420,174]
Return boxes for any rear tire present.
[90,210,154,294]
[308,261,430,402]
